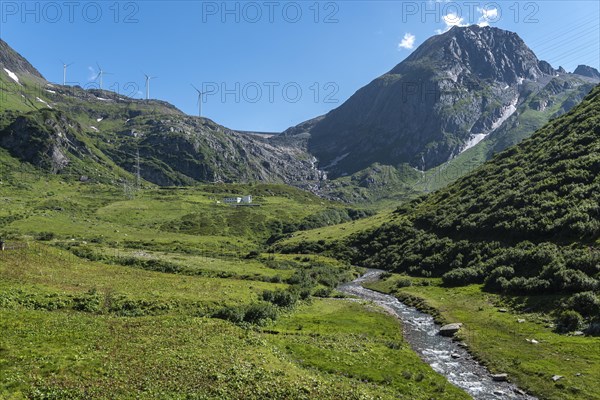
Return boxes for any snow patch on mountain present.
[3,68,20,85]
[461,96,519,152]
[36,97,52,108]
[323,152,350,170]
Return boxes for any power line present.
[532,24,599,55]
[546,38,600,66]
[526,15,598,48]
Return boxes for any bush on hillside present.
[555,310,584,333]
[442,267,483,286]
[566,291,600,317]
[262,289,298,308]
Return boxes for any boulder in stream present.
[439,323,462,337]
[492,373,508,382]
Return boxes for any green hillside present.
[0,245,468,399]
[281,84,600,322]
[0,40,321,188]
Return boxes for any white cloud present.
[435,7,499,34]
[435,12,467,34]
[443,12,465,27]
[477,7,499,27]
[399,33,416,50]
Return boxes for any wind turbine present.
[60,60,74,85]
[95,63,112,90]
[191,84,203,117]
[144,73,158,100]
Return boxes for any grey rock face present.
[0,109,94,173]
[286,25,596,179]
[104,116,322,186]
[574,65,600,79]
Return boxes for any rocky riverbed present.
[338,270,537,400]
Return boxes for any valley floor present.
[1,178,597,399]
[0,179,467,399]
[0,245,468,399]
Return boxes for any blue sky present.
[1,1,599,132]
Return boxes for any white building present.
[223,197,242,204]
[223,195,252,204]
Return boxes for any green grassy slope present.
[0,186,468,399]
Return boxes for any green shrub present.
[73,289,102,313]
[442,267,482,286]
[261,290,298,308]
[214,302,278,325]
[380,272,392,279]
[586,321,600,336]
[395,277,413,288]
[36,232,55,241]
[567,291,600,317]
[484,266,515,291]
[213,305,245,324]
[555,310,584,333]
[553,269,598,292]
[245,250,260,259]
[243,302,277,324]
[313,287,332,298]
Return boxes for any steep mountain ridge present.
[394,25,545,84]
[288,25,599,182]
[0,39,321,186]
[0,39,45,81]
[1,33,597,203]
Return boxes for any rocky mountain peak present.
[395,25,549,85]
[292,26,594,179]
[574,65,600,79]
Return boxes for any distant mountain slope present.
[285,25,598,182]
[574,65,600,80]
[342,84,600,298]
[0,39,45,81]
[0,39,320,186]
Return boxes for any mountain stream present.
[338,270,538,400]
